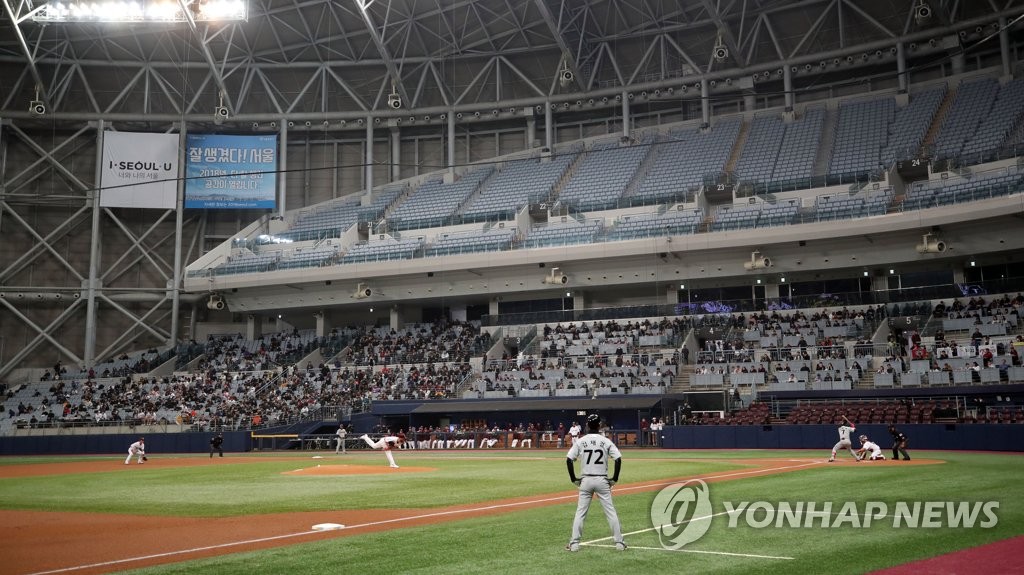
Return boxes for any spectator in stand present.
[997,358,1011,382]
[910,342,927,360]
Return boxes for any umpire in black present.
[210,433,225,458]
[888,425,910,461]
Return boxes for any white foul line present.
[586,544,795,560]
[25,460,823,575]
[25,530,325,575]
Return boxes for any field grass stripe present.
[26,459,822,575]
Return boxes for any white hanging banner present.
[100,131,179,209]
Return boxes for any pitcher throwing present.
[360,432,405,468]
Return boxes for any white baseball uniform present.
[830,425,857,461]
[335,427,347,454]
[361,434,401,468]
[125,440,145,464]
[860,440,885,460]
[566,433,624,549]
[568,423,581,445]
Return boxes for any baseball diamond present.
[3,2,1024,575]
[0,450,1020,575]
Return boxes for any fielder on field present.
[360,432,405,468]
[125,437,146,465]
[828,415,858,462]
[335,425,347,454]
[855,435,886,461]
[565,414,626,552]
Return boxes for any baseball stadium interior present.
[3,0,1024,455]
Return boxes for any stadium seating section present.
[187,73,1024,278]
[4,293,1023,434]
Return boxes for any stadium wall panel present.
[2,424,1023,455]
[662,424,1024,452]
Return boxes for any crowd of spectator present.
[5,296,1023,432]
[347,321,491,366]
[5,359,478,431]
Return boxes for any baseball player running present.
[888,425,911,461]
[360,432,405,468]
[125,437,146,465]
[828,415,858,462]
[565,414,626,552]
[855,435,886,461]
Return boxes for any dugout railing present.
[254,429,658,451]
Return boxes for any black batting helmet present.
[586,413,601,429]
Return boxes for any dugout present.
[368,395,685,435]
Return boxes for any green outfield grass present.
[2,449,1021,575]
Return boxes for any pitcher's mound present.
[284,465,436,476]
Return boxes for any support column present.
[84,120,105,367]
[700,79,711,127]
[544,101,554,151]
[365,116,374,193]
[447,111,456,174]
[621,91,630,138]
[450,303,467,322]
[665,286,679,305]
[743,93,756,112]
[953,267,966,285]
[783,66,794,111]
[390,127,401,182]
[170,123,187,348]
[897,41,908,93]
[303,135,311,207]
[572,291,586,312]
[1000,17,1012,78]
[278,120,287,216]
[871,273,890,303]
[489,297,500,317]
[951,52,965,76]
[390,305,405,330]
[332,142,340,198]
[315,311,327,337]
[526,114,537,148]
[246,314,263,341]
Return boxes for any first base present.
[312,523,345,531]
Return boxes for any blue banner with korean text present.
[185,134,278,209]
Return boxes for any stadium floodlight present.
[542,267,569,285]
[916,233,948,254]
[32,0,248,23]
[352,283,372,299]
[743,251,773,271]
